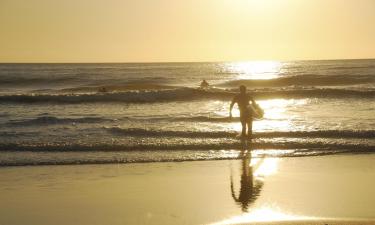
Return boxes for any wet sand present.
[1,154,375,225]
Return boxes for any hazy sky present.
[1,0,374,62]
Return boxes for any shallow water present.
[0,60,374,166]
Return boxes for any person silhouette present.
[230,139,263,212]
[229,85,258,137]
[200,80,209,89]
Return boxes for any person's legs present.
[241,121,247,136]
[247,119,253,137]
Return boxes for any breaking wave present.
[0,140,374,152]
[1,128,374,166]
[218,74,375,87]
[0,148,364,167]
[0,88,374,104]
[107,128,375,139]
[0,137,373,168]
[8,116,114,126]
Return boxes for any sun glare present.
[255,99,308,132]
[211,207,312,225]
[252,157,279,177]
[213,98,308,133]
[225,61,282,80]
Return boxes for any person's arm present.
[229,97,236,118]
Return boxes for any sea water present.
[0,60,374,166]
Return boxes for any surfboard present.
[247,103,264,119]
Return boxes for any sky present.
[0,0,374,62]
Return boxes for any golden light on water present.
[212,207,312,225]
[226,61,282,80]
[252,158,279,177]
[259,99,288,119]
[211,99,308,133]
[212,157,313,225]
[254,99,307,132]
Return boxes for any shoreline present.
[1,151,375,168]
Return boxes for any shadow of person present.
[230,139,264,212]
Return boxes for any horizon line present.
[0,57,374,64]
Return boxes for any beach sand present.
[1,154,375,225]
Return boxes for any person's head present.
[239,85,246,94]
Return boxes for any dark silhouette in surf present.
[230,139,263,212]
[200,79,209,89]
[229,85,257,137]
[98,87,108,93]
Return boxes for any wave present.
[0,88,374,104]
[7,116,114,126]
[107,128,375,139]
[1,134,374,166]
[0,148,363,167]
[0,140,373,153]
[0,131,41,137]
[218,74,375,87]
[139,116,292,123]
[0,113,9,117]
[0,114,336,127]
[0,76,78,86]
[59,83,178,93]
[146,116,235,123]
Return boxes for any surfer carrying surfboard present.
[229,85,260,137]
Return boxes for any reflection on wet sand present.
[230,139,264,212]
[216,140,307,225]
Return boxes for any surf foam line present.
[107,128,375,139]
[0,88,374,104]
[0,149,356,167]
[218,74,375,87]
[0,141,373,152]
[7,116,115,126]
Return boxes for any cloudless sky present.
[0,0,374,62]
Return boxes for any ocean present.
[0,59,374,166]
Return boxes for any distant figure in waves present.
[200,79,209,89]
[98,87,108,93]
[229,85,257,137]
